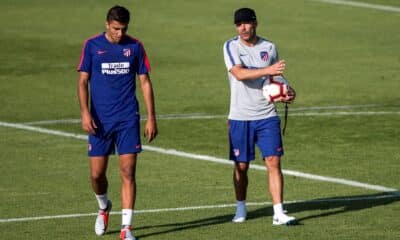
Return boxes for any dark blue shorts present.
[88,118,142,157]
[228,116,283,162]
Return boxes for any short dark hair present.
[106,5,130,23]
[234,8,257,24]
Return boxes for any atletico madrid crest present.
[260,51,269,61]
[123,48,131,57]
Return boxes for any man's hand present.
[282,86,296,103]
[81,111,97,135]
[144,118,158,143]
[268,60,286,75]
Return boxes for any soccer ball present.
[262,75,289,103]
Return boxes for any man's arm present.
[230,60,286,81]
[138,73,158,142]
[77,71,97,134]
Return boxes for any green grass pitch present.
[0,0,399,239]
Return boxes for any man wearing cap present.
[223,7,296,225]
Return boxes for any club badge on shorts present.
[234,148,240,157]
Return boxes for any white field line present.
[0,121,87,140]
[24,110,400,125]
[1,193,398,223]
[0,121,397,194]
[23,118,82,125]
[20,104,399,125]
[142,145,398,193]
[21,111,400,126]
[314,0,400,13]
[290,111,400,116]
[289,104,385,112]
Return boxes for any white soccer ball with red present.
[262,75,290,103]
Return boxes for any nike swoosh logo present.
[97,50,107,55]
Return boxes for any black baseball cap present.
[234,8,257,24]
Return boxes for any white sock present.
[95,193,108,210]
[122,209,133,226]
[273,203,284,215]
[232,200,247,222]
[237,200,246,208]
[236,200,246,215]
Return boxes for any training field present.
[0,0,399,239]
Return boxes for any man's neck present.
[240,35,258,47]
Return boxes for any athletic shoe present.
[120,226,136,240]
[272,213,297,226]
[232,207,247,223]
[95,200,112,235]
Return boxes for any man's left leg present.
[265,156,296,225]
[264,156,283,205]
[119,153,137,240]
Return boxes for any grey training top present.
[223,36,279,120]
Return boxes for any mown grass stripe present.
[0,121,397,193]
[1,193,398,223]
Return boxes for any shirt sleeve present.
[223,40,241,71]
[77,40,92,73]
[137,43,151,75]
[270,44,279,65]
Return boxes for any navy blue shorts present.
[88,118,142,157]
[228,116,283,162]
